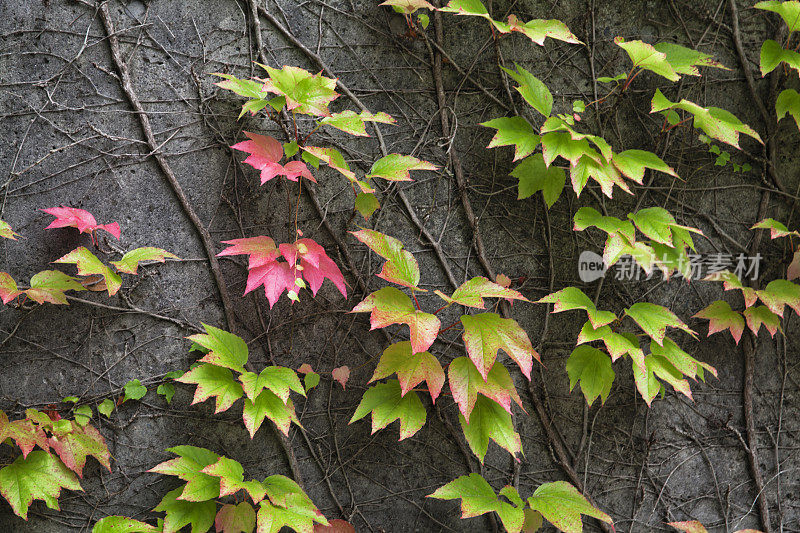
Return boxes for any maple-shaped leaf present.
[23,270,86,305]
[566,346,615,406]
[149,445,221,502]
[111,247,178,274]
[202,457,267,503]
[757,279,800,316]
[624,302,696,346]
[0,450,82,520]
[481,116,541,161]
[42,207,121,240]
[0,411,48,457]
[218,236,280,268]
[612,149,677,183]
[239,366,305,403]
[215,503,257,533]
[459,395,522,462]
[500,63,553,117]
[435,276,528,309]
[615,37,680,81]
[751,217,799,239]
[694,300,745,344]
[257,498,328,533]
[652,42,728,75]
[352,287,440,353]
[0,272,21,304]
[351,229,421,289]
[632,351,693,405]
[570,155,631,198]
[776,89,800,130]
[355,192,380,220]
[213,73,266,99]
[154,486,216,533]
[320,110,395,137]
[243,390,300,437]
[48,421,111,478]
[177,364,244,414]
[427,474,502,523]
[366,154,437,182]
[380,0,435,14]
[349,380,426,440]
[331,366,350,389]
[510,153,565,207]
[576,321,643,363]
[370,341,445,402]
[0,220,19,240]
[448,356,523,421]
[706,270,758,307]
[260,64,339,117]
[92,516,159,532]
[461,313,537,380]
[743,305,782,337]
[573,207,635,241]
[527,481,613,533]
[187,323,249,374]
[537,287,616,328]
[540,132,593,168]
[278,238,347,298]
[760,39,800,76]
[540,116,613,161]
[755,0,800,30]
[54,247,122,296]
[651,89,763,148]
[506,15,582,46]
[651,337,716,382]
[232,132,316,184]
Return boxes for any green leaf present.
[157,383,175,404]
[355,192,380,220]
[370,341,445,402]
[612,149,677,183]
[459,395,522,462]
[239,366,305,403]
[187,323,249,374]
[633,352,690,405]
[259,64,338,117]
[92,516,158,533]
[0,450,82,519]
[615,37,680,81]
[24,270,85,305]
[54,247,122,296]
[215,503,257,533]
[111,247,178,275]
[434,276,528,309]
[238,99,269,119]
[500,63,553,117]
[154,486,216,533]
[428,473,501,520]
[303,372,320,393]
[760,39,800,76]
[537,287,617,328]
[651,89,763,148]
[460,312,538,380]
[752,217,799,239]
[527,481,613,533]
[755,1,800,31]
[506,15,582,46]
[757,279,800,316]
[352,287,440,353]
[0,272,21,304]
[577,321,643,362]
[511,153,565,207]
[256,497,327,533]
[177,364,244,414]
[213,73,265,99]
[418,12,430,28]
[629,207,676,245]
[320,110,395,137]
[283,141,299,158]
[349,380,426,440]
[242,390,300,437]
[481,117,541,161]
[650,337,716,382]
[569,155,630,198]
[693,300,745,344]
[366,154,437,181]
[0,219,19,240]
[573,207,635,242]
[652,42,728,75]
[624,302,696,346]
[447,356,524,421]
[540,132,593,167]
[123,379,147,402]
[202,457,267,503]
[97,399,115,418]
[566,346,615,406]
[149,446,221,502]
[597,73,627,83]
[73,405,92,427]
[743,305,781,336]
[351,230,422,289]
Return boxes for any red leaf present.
[314,519,356,533]
[218,237,280,269]
[282,160,316,183]
[42,206,120,239]
[332,366,350,389]
[232,132,284,184]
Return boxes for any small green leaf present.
[355,192,380,220]
[652,42,728,75]
[97,399,115,418]
[111,247,178,275]
[366,154,437,181]
[349,380,426,440]
[624,302,696,346]
[428,473,501,520]
[176,364,244,414]
[123,379,147,402]
[157,383,176,404]
[566,346,615,406]
[481,117,541,161]
[303,372,320,393]
[351,229,422,289]
[54,247,122,296]
[615,37,680,81]
[538,287,617,328]
[73,405,93,426]
[154,486,216,533]
[243,390,300,437]
[527,481,613,533]
[187,323,249,374]
[352,287,440,353]
[460,313,538,380]
[459,395,522,462]
[511,153,565,207]
[500,63,553,117]
[417,12,430,28]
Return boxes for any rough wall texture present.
[0,0,798,531]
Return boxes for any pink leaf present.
[282,160,316,182]
[42,206,120,239]
[332,366,350,389]
[297,364,314,374]
[232,132,284,184]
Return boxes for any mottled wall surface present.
[0,0,798,531]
